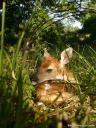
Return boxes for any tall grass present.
[0,2,33,128]
[0,2,6,76]
[0,2,96,128]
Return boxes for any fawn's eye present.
[46,68,53,73]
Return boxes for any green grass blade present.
[0,2,6,76]
[12,31,25,71]
[15,68,23,128]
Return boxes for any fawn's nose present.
[30,72,39,84]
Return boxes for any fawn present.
[35,47,78,105]
[33,48,93,127]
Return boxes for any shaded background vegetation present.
[0,0,96,48]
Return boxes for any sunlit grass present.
[72,46,96,105]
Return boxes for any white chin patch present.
[56,75,67,81]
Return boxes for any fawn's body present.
[36,47,78,104]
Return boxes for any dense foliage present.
[0,1,96,128]
[0,0,96,47]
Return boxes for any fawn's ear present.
[60,47,73,66]
[43,48,51,58]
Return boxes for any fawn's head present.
[37,47,74,83]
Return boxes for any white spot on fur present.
[44,83,51,90]
[56,75,68,81]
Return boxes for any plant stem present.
[0,2,6,76]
